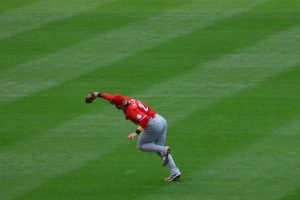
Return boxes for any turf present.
[0,0,300,199]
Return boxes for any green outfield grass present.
[1,0,300,199]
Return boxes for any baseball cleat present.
[165,172,181,182]
[162,146,171,166]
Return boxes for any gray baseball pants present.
[137,114,179,174]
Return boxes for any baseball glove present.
[85,92,98,104]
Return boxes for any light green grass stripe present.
[0,0,263,40]
[144,118,300,200]
[142,25,300,122]
[0,113,131,200]
[0,0,39,13]
[0,0,267,104]
[2,23,299,200]
[138,25,300,200]
[0,0,113,39]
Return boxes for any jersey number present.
[138,103,149,112]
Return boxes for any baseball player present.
[85,92,181,182]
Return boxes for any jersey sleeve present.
[100,93,112,101]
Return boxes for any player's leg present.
[137,132,166,153]
[154,116,167,158]
[155,117,178,173]
[155,117,181,181]
[137,116,166,153]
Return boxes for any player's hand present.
[127,133,138,141]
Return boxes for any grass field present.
[1,0,300,199]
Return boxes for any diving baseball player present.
[85,92,181,182]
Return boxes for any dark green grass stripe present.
[145,0,300,68]
[1,0,299,104]
[150,119,300,200]
[0,0,114,40]
[281,187,300,200]
[0,1,259,105]
[6,26,299,198]
[82,0,300,89]
[1,0,299,149]
[18,64,300,200]
[0,0,188,70]
[172,64,300,173]
[0,0,38,13]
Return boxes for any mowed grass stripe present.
[0,0,269,104]
[144,25,300,123]
[145,119,300,200]
[4,20,300,200]
[0,0,240,146]
[281,187,300,200]
[1,0,298,199]
[142,64,300,200]
[0,0,266,67]
[0,0,274,197]
[185,115,300,200]
[2,0,298,148]
[19,65,300,200]
[0,114,133,200]
[0,0,113,39]
[0,0,39,13]
[0,0,293,148]
[0,0,188,70]
[0,1,271,198]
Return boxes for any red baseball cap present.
[111,94,125,105]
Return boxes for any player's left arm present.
[127,108,149,140]
[85,92,112,103]
[127,125,144,140]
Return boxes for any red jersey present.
[124,98,156,128]
[101,93,156,128]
